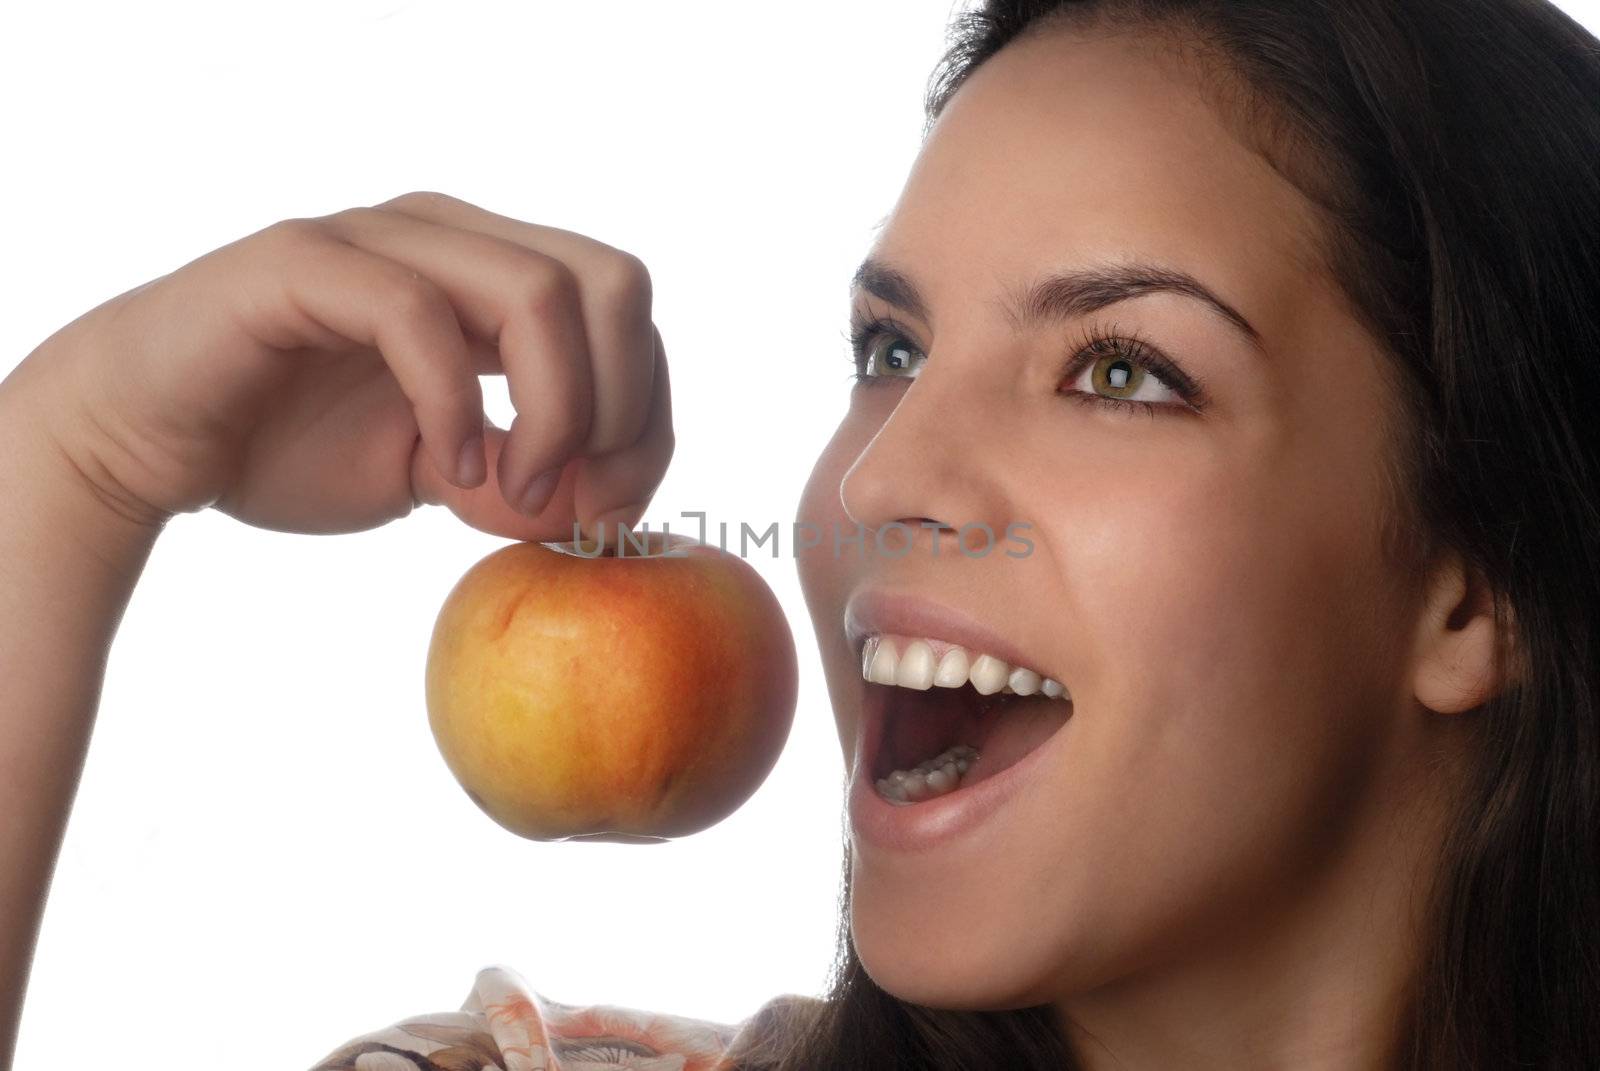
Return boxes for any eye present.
[848,317,925,381]
[1058,326,1205,416]
[845,314,1207,415]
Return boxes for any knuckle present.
[386,273,447,325]
[321,205,387,235]
[520,261,581,316]
[593,249,653,318]
[379,189,461,213]
[259,216,328,251]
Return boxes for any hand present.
[12,191,673,540]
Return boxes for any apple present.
[424,531,798,842]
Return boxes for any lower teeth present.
[875,744,979,805]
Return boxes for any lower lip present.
[846,691,1069,854]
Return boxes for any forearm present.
[0,353,165,1069]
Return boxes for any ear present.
[1410,548,1516,715]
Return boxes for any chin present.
[848,873,1066,1011]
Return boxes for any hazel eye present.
[863,332,924,378]
[1082,351,1178,403]
[857,328,934,382]
[1059,338,1193,414]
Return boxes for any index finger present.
[375,192,656,457]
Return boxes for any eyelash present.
[844,315,1208,417]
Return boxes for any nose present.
[838,372,1010,558]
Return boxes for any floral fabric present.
[307,964,771,1071]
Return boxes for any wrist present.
[0,359,167,577]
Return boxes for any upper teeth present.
[860,634,1070,701]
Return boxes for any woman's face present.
[795,25,1432,1009]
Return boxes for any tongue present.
[965,695,1072,784]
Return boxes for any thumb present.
[410,421,584,542]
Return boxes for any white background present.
[3,1,1596,1066]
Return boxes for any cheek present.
[1054,388,1403,770]
[1073,470,1384,819]
[1005,414,1407,962]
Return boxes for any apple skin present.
[425,532,798,842]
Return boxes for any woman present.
[2,0,1595,1068]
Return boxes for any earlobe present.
[1411,549,1515,715]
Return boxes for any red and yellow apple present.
[424,532,798,842]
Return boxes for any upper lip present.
[843,587,1059,682]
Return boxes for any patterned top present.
[306,965,800,1071]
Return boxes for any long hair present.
[734,2,1600,1066]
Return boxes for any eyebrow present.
[850,256,1265,354]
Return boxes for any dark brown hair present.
[734,1,1600,1066]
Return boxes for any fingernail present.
[517,467,562,516]
[456,436,485,487]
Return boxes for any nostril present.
[885,517,956,554]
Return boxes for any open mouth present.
[861,635,1074,805]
